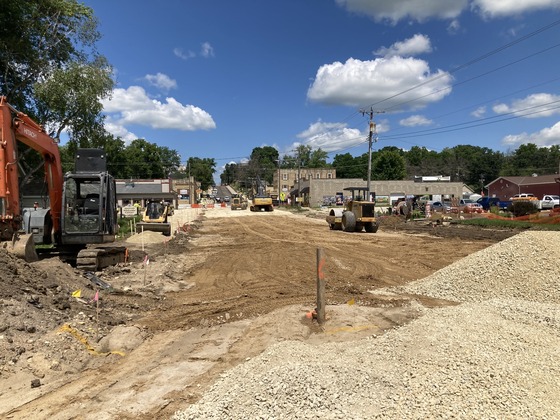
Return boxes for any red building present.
[487,174,560,200]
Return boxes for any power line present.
[383,101,560,141]
[364,18,560,111]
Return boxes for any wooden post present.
[316,248,326,324]
[95,290,99,341]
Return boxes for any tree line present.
[222,143,560,194]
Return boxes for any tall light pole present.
[360,108,384,200]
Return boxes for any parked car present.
[476,196,512,211]
[430,201,451,212]
[459,198,483,213]
[537,194,560,210]
[509,193,537,201]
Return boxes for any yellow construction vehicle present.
[231,195,247,210]
[326,187,379,233]
[250,194,273,212]
[136,201,172,236]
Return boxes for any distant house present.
[487,174,560,200]
[116,179,176,207]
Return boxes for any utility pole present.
[360,107,384,200]
[297,151,301,207]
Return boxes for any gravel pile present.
[396,230,560,304]
[172,231,560,419]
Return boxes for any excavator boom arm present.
[0,96,63,239]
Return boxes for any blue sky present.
[83,0,560,182]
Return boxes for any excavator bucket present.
[136,222,172,236]
[5,233,38,262]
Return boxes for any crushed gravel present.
[172,231,560,419]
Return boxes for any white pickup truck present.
[537,194,560,210]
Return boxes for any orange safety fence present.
[483,210,560,224]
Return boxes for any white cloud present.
[174,42,215,60]
[502,121,560,147]
[104,118,138,144]
[374,34,432,58]
[307,56,452,110]
[447,19,461,34]
[492,93,560,118]
[471,106,486,118]
[283,121,364,153]
[201,42,215,58]
[399,115,433,127]
[144,73,177,91]
[173,48,196,60]
[336,0,560,23]
[335,0,468,23]
[101,86,216,137]
[472,0,560,18]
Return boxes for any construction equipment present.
[231,195,247,210]
[0,97,125,270]
[136,201,172,235]
[250,194,273,212]
[326,187,379,233]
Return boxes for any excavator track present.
[76,246,127,271]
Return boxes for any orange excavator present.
[0,96,125,270]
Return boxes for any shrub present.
[510,201,539,217]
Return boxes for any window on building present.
[327,173,332,179]
[282,173,288,181]
[316,173,320,179]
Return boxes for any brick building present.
[487,174,560,200]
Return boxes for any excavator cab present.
[21,149,118,247]
[61,174,117,241]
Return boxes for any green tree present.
[502,143,558,177]
[1,1,115,187]
[220,162,239,186]
[34,58,113,144]
[308,148,329,168]
[371,150,406,180]
[332,153,365,178]
[249,146,279,186]
[280,145,329,170]
[403,146,440,177]
[116,139,181,179]
[187,157,216,191]
[437,145,504,190]
[0,0,104,113]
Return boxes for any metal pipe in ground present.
[316,248,326,324]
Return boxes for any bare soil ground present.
[0,207,519,419]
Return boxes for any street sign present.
[121,205,138,218]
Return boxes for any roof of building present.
[488,174,560,186]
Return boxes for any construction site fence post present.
[316,248,326,324]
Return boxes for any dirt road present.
[1,207,514,419]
